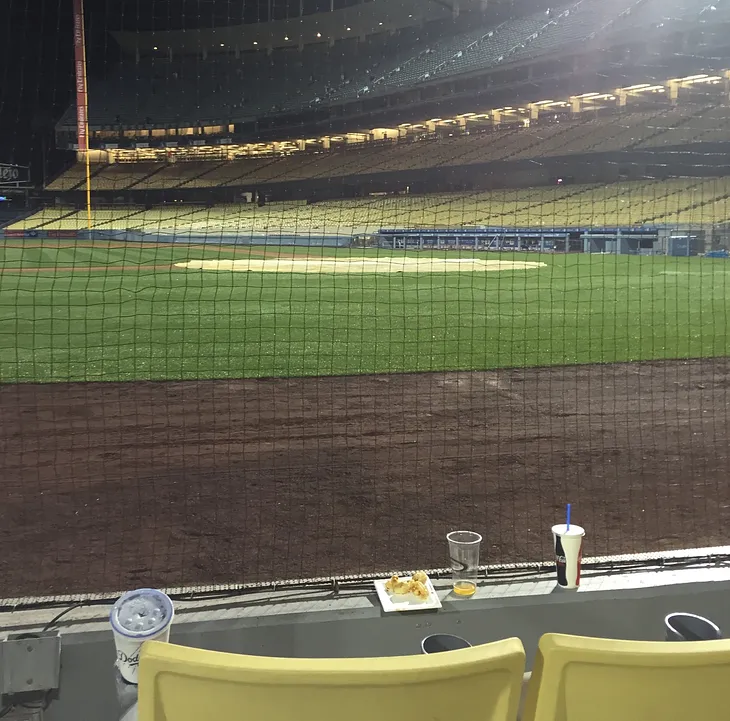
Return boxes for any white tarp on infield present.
[175,258,547,273]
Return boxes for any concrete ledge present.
[6,559,730,721]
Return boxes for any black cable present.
[42,602,86,632]
[2,552,729,615]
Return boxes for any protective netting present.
[3,0,730,598]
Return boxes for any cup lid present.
[551,524,585,536]
[110,588,174,639]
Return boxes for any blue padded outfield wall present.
[2,228,354,247]
[1,226,704,255]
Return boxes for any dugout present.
[583,228,661,255]
[665,231,706,257]
[376,228,571,251]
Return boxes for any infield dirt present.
[2,358,729,597]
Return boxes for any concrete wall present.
[8,567,729,721]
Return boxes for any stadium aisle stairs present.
[494,118,592,162]
[228,153,331,185]
[509,117,612,160]
[126,163,174,190]
[639,177,730,225]
[90,163,165,192]
[46,162,106,192]
[636,105,730,149]
[212,158,282,187]
[170,162,229,189]
[7,207,79,230]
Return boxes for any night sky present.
[2,0,74,180]
[0,0,345,183]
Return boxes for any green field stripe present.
[1,253,730,383]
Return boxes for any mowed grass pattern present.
[1,240,729,383]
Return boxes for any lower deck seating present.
[14,178,730,234]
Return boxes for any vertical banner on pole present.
[73,0,88,151]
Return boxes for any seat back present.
[522,633,730,721]
[138,637,525,721]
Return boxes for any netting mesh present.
[2,0,730,599]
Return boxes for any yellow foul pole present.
[73,0,92,231]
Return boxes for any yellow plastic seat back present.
[522,633,730,721]
[138,637,525,721]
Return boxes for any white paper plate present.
[374,576,443,612]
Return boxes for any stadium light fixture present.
[253,41,258,45]
[686,75,721,84]
[670,73,710,83]
[316,32,322,37]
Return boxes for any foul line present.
[0,264,178,274]
[1,241,322,259]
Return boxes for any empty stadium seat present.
[137,638,526,721]
[17,177,730,233]
[521,633,730,721]
[49,101,730,195]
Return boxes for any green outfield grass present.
[1,240,729,383]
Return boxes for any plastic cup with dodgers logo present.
[110,588,174,684]
[551,524,585,589]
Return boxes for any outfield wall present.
[1,227,707,255]
[2,229,353,247]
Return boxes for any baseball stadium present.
[5,0,730,715]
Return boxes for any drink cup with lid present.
[110,588,174,683]
[552,504,585,590]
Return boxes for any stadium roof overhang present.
[74,69,730,162]
[112,0,487,57]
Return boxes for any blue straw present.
[566,504,571,531]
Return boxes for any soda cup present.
[551,524,585,589]
[110,588,174,683]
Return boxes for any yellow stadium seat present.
[138,637,526,721]
[521,633,730,721]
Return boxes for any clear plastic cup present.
[447,530,482,597]
[110,588,174,683]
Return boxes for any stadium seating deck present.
[48,103,730,193]
[54,0,725,132]
[16,178,730,234]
